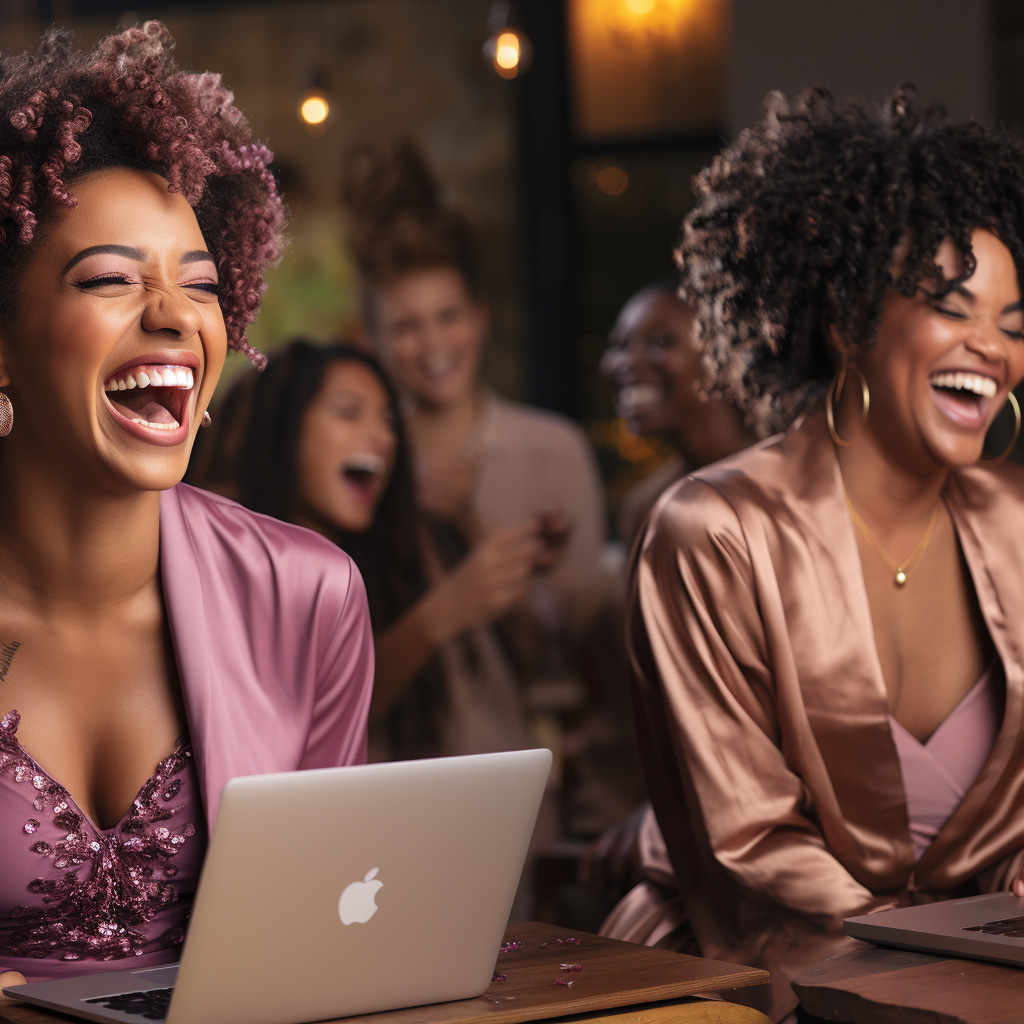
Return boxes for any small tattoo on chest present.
[0,639,21,681]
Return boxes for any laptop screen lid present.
[844,892,1024,967]
[4,748,552,1024]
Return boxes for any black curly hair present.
[0,21,285,364]
[678,84,1024,434]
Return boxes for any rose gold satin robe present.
[604,410,1024,1021]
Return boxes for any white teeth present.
[129,417,180,430]
[422,354,458,376]
[343,453,386,476]
[618,383,663,412]
[930,371,997,398]
[104,365,196,392]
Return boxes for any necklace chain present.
[844,495,941,588]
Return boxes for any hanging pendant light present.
[483,1,533,80]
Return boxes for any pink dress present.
[0,712,206,981]
[888,665,1002,862]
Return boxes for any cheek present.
[386,335,421,377]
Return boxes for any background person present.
[190,340,542,763]
[341,139,609,676]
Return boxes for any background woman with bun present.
[0,24,372,992]
[341,139,609,673]
[604,86,1024,1021]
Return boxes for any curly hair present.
[0,21,285,365]
[678,84,1024,434]
[341,137,480,300]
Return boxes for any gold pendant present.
[895,569,907,587]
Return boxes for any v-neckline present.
[2,711,188,834]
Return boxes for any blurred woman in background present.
[601,279,756,549]
[190,341,540,763]
[341,140,609,673]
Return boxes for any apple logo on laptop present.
[338,867,383,925]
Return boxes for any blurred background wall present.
[2,0,1021,483]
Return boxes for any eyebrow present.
[943,284,1022,315]
[62,244,215,275]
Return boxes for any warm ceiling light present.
[595,164,629,196]
[299,92,329,126]
[483,2,533,80]
[495,31,521,71]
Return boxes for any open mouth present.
[420,352,460,382]
[616,382,664,417]
[103,364,194,431]
[929,370,998,427]
[340,453,387,501]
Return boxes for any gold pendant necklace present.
[844,494,941,588]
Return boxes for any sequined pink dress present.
[0,711,207,981]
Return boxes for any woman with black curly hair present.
[0,24,372,988]
[602,86,1024,1020]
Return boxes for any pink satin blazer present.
[159,484,373,831]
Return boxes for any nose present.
[140,285,203,339]
[964,318,1009,367]
[601,336,650,380]
[368,415,397,456]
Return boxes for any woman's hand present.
[434,523,543,636]
[1012,870,1024,898]
[0,971,28,1004]
[531,508,573,573]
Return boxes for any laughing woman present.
[605,86,1024,1020]
[0,25,372,989]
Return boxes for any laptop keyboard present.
[962,915,1024,937]
[84,987,174,1019]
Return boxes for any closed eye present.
[932,304,968,320]
[77,273,135,289]
[182,281,219,295]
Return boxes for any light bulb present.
[483,2,532,80]
[299,91,329,127]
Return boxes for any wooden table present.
[1,922,772,1024]
[792,944,1024,1024]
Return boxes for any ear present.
[822,321,856,364]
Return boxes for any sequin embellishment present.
[0,710,200,962]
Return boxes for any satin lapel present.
[788,413,913,877]
[159,487,218,835]
[915,473,1024,882]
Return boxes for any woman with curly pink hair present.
[0,23,373,990]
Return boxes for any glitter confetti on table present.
[491,971,506,983]
[560,963,583,972]
[499,939,527,953]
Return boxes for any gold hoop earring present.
[981,391,1021,465]
[0,391,12,437]
[825,360,870,447]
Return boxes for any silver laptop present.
[845,891,1024,967]
[3,747,552,1024]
